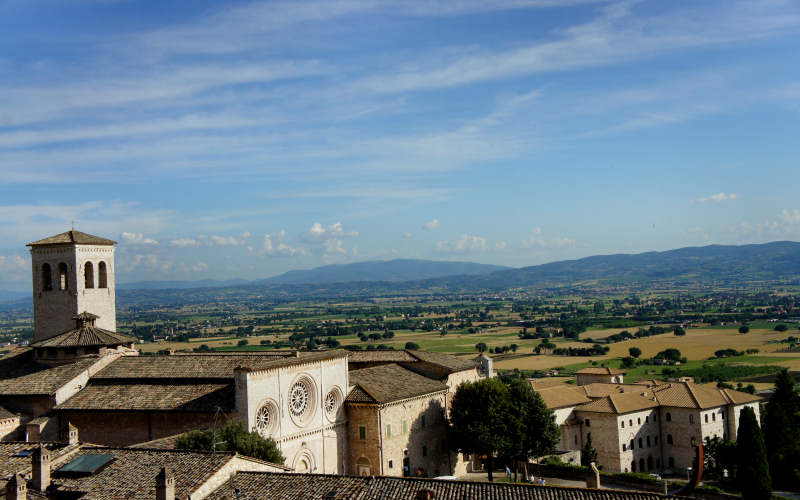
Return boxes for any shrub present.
[176,421,284,464]
[405,342,420,350]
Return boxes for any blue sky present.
[1,0,799,289]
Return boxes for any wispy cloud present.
[696,192,738,203]
[521,227,575,248]
[422,219,440,230]
[435,234,488,253]
[120,232,159,245]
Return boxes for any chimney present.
[66,422,79,445]
[31,445,51,491]
[4,473,26,500]
[156,467,175,500]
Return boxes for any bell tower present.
[27,230,117,342]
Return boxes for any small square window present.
[584,418,591,427]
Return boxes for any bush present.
[237,339,249,347]
[673,326,686,336]
[775,324,788,332]
[405,342,420,350]
[739,325,750,334]
[176,421,284,464]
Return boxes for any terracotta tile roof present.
[0,349,99,396]
[206,471,680,500]
[576,367,625,375]
[347,364,447,404]
[30,325,136,348]
[533,384,591,409]
[347,350,417,363]
[128,433,186,450]
[94,350,347,380]
[576,392,659,415]
[581,383,653,398]
[650,381,761,409]
[50,447,234,499]
[529,378,571,390]
[406,350,477,373]
[27,230,117,246]
[56,382,234,412]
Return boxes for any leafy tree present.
[739,325,750,334]
[580,434,598,467]
[621,356,636,369]
[736,406,771,499]
[673,326,686,336]
[774,324,788,332]
[654,348,682,362]
[704,436,737,481]
[628,347,642,358]
[176,420,285,464]
[510,344,518,353]
[448,378,515,481]
[506,378,560,479]
[404,342,420,350]
[475,342,488,353]
[382,331,394,339]
[764,369,800,490]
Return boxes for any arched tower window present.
[42,263,53,291]
[84,262,94,289]
[58,263,68,291]
[98,261,108,288]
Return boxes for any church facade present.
[0,230,485,477]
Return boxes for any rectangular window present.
[422,445,428,457]
[621,421,625,428]
[584,418,591,427]
[403,420,408,433]
[389,460,393,468]
[387,424,392,438]
[421,415,426,428]
[359,426,366,440]
[623,444,627,451]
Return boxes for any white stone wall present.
[235,355,349,474]
[30,244,115,341]
[659,406,702,472]
[615,409,660,473]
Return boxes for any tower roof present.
[30,312,135,348]
[27,230,117,247]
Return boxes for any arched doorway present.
[356,457,371,476]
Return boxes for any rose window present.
[290,382,310,417]
[254,401,277,436]
[325,392,337,414]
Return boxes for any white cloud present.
[168,232,250,247]
[436,234,488,253]
[120,232,159,245]
[422,219,440,230]
[0,255,28,272]
[696,192,738,203]
[402,232,413,239]
[192,262,209,272]
[495,241,508,250]
[323,239,347,255]
[522,227,576,248]
[780,208,800,225]
[302,222,358,243]
[263,229,308,256]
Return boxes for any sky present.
[0,0,799,290]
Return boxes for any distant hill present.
[261,259,510,285]
[429,241,800,289]
[117,278,251,290]
[0,290,28,303]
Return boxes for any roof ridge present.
[607,395,619,413]
[684,382,701,408]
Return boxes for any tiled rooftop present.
[50,447,234,499]
[0,349,99,396]
[27,230,117,246]
[347,350,417,363]
[347,364,448,404]
[575,367,626,375]
[206,471,681,500]
[576,392,659,415]
[30,325,136,348]
[533,384,591,409]
[56,382,234,412]
[0,442,80,488]
[93,350,347,380]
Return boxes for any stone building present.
[0,230,488,478]
[575,367,625,385]
[533,376,761,474]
